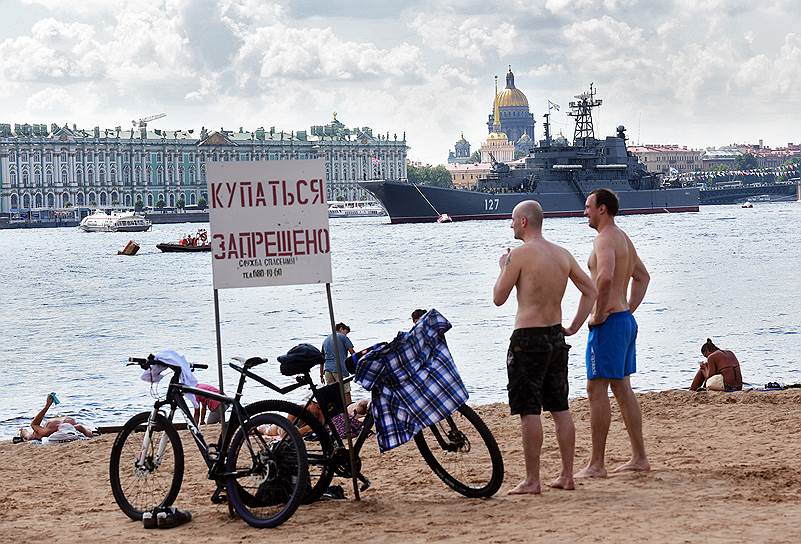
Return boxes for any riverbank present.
[2,389,800,543]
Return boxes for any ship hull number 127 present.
[484,198,500,211]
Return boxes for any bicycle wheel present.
[109,411,184,520]
[414,404,504,498]
[225,412,309,528]
[244,399,335,503]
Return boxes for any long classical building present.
[0,114,407,213]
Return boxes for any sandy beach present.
[2,389,800,543]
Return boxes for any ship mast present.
[568,83,602,147]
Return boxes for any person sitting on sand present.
[260,399,370,438]
[18,394,93,441]
[690,338,743,391]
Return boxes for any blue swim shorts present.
[585,310,638,380]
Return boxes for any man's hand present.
[498,248,511,269]
[562,325,577,336]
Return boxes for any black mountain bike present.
[229,352,504,502]
[108,355,309,528]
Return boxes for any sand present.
[2,389,800,543]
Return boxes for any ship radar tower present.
[568,83,602,147]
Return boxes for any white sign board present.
[206,160,332,289]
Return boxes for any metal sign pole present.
[326,283,361,501]
[213,288,226,430]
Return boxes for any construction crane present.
[132,112,166,129]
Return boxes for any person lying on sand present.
[690,338,743,392]
[18,394,93,441]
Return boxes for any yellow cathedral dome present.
[487,131,509,141]
[497,87,528,107]
[494,66,529,108]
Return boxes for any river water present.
[1,202,800,438]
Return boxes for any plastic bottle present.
[49,392,61,405]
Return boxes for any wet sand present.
[2,389,800,543]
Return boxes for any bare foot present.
[612,459,651,473]
[549,476,575,490]
[575,465,607,478]
[507,480,542,495]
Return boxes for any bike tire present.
[413,404,504,498]
[225,412,309,528]
[243,399,335,504]
[109,411,184,520]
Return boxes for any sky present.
[0,0,800,165]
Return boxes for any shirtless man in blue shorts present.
[576,189,651,478]
[494,200,597,494]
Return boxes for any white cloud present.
[0,18,104,81]
[409,13,519,62]
[25,87,76,113]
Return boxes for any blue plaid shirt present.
[355,309,469,452]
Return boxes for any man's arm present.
[564,255,597,336]
[589,237,615,325]
[628,252,650,313]
[493,248,520,306]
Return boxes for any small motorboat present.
[741,203,753,208]
[157,229,211,252]
[156,243,211,253]
[436,213,453,223]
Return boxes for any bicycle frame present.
[142,365,273,482]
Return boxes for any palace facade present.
[0,114,407,213]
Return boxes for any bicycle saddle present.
[277,343,324,376]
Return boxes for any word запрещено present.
[210,179,330,260]
[212,229,330,259]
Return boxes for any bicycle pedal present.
[207,445,219,462]
[210,493,228,504]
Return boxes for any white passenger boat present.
[78,210,152,232]
[327,200,386,218]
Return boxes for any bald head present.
[512,200,543,232]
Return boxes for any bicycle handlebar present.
[127,355,208,372]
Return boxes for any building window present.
[9,150,16,162]
[61,170,68,184]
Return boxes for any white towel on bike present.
[141,350,199,408]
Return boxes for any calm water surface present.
[1,202,800,437]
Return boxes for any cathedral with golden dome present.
[487,66,535,146]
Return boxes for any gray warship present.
[361,84,699,223]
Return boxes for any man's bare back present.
[508,239,572,328]
[587,225,641,322]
